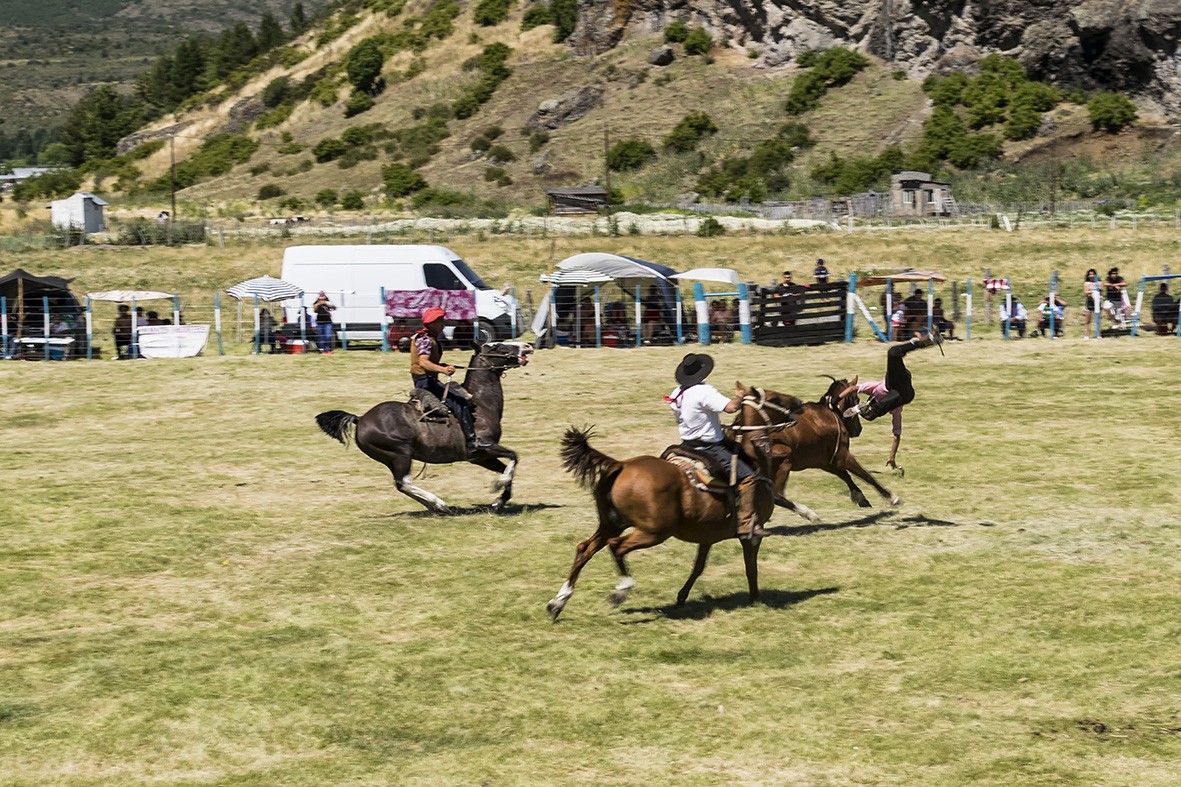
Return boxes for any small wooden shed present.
[51,192,109,233]
[890,171,956,217]
[544,186,609,215]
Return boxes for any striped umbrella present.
[225,276,304,301]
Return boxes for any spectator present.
[1083,268,1101,314]
[1151,282,1178,335]
[313,291,336,354]
[640,285,662,346]
[709,299,735,343]
[813,258,829,285]
[146,310,164,326]
[113,305,133,359]
[1035,295,1067,337]
[603,301,628,345]
[259,308,279,353]
[902,289,926,338]
[931,297,955,339]
[879,286,901,316]
[1104,266,1129,326]
[773,270,795,295]
[49,314,69,336]
[999,296,1028,338]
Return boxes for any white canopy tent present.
[87,290,175,302]
[671,267,740,286]
[531,253,675,340]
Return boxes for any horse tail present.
[316,410,359,447]
[560,426,622,488]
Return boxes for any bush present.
[785,70,828,115]
[342,124,383,146]
[607,138,656,171]
[262,76,292,108]
[777,121,815,149]
[484,166,506,182]
[683,28,712,56]
[255,103,294,130]
[1088,92,1137,132]
[340,190,365,210]
[485,144,516,163]
[346,38,386,93]
[115,219,206,246]
[521,4,552,31]
[696,216,725,237]
[785,47,869,114]
[473,0,513,26]
[528,130,550,152]
[550,0,577,42]
[13,169,83,201]
[344,92,375,117]
[146,134,258,191]
[249,163,271,176]
[382,162,427,197]
[313,138,348,162]
[277,142,304,155]
[663,112,717,153]
[481,125,504,140]
[470,136,492,154]
[452,44,513,120]
[258,183,284,199]
[664,20,689,43]
[315,189,339,207]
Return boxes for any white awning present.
[540,270,614,286]
[671,267,739,285]
[556,253,668,280]
[87,290,175,301]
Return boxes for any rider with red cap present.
[411,307,484,451]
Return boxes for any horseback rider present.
[665,353,765,541]
[410,307,487,452]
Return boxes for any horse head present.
[819,374,862,438]
[474,341,533,373]
[734,383,805,441]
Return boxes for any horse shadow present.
[767,510,985,537]
[392,502,565,519]
[619,586,840,623]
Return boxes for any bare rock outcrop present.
[526,86,605,131]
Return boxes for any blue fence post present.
[130,296,139,358]
[172,294,180,327]
[594,285,602,348]
[549,283,558,347]
[0,296,7,359]
[299,292,307,348]
[215,292,224,355]
[885,276,893,341]
[1175,295,1181,338]
[42,296,50,353]
[1003,289,1011,340]
[965,279,973,341]
[844,274,857,343]
[252,295,261,355]
[738,282,752,344]
[340,292,348,351]
[1131,277,1145,336]
[85,296,93,360]
[675,286,684,345]
[1093,289,1101,339]
[380,287,389,352]
[927,279,934,334]
[634,284,642,348]
[1049,271,1059,339]
[692,282,709,345]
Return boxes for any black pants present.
[681,439,755,481]
[868,342,919,418]
[413,374,475,437]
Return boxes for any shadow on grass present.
[768,510,989,537]
[620,586,840,623]
[389,502,565,519]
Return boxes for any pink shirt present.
[857,380,902,435]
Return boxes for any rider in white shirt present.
[666,353,763,540]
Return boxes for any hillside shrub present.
[481,125,504,140]
[277,142,304,155]
[484,166,506,182]
[683,28,712,56]
[382,163,427,197]
[785,47,869,115]
[528,130,550,152]
[309,78,339,107]
[148,134,257,190]
[777,121,815,149]
[452,44,513,119]
[262,76,291,108]
[1088,92,1137,132]
[795,49,818,68]
[474,0,514,26]
[607,138,656,171]
[12,169,83,201]
[471,136,492,154]
[344,92,375,117]
[258,183,284,199]
[663,112,717,153]
[342,124,385,147]
[521,4,552,31]
[695,132,797,202]
[696,216,725,237]
[550,0,577,42]
[127,140,166,161]
[315,189,339,207]
[664,21,689,43]
[255,103,293,129]
[313,137,347,162]
[388,118,451,167]
[278,196,306,211]
[340,190,365,210]
[486,144,516,163]
[346,38,386,93]
[810,146,902,195]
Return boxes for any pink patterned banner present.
[384,289,477,320]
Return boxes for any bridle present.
[464,344,533,376]
[731,388,799,434]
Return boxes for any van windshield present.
[452,258,490,290]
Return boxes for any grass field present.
[3,230,1181,784]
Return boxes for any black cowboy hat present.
[675,353,714,386]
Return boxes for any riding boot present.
[735,477,766,541]
[456,404,479,452]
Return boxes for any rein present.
[730,388,798,433]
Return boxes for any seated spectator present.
[931,297,955,339]
[1104,266,1129,326]
[902,290,927,338]
[813,258,829,285]
[999,297,1028,338]
[708,299,735,343]
[49,314,70,336]
[258,308,279,353]
[146,310,164,326]
[1151,282,1178,335]
[1034,295,1067,337]
[603,301,628,345]
[890,305,906,337]
[113,304,133,359]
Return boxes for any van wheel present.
[477,319,496,345]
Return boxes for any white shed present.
[51,192,108,233]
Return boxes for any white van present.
[280,244,520,343]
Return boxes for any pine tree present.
[290,3,308,34]
[257,12,286,52]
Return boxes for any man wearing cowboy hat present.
[666,353,764,540]
[411,307,484,451]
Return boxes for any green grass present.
[3,230,1181,782]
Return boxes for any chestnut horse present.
[763,377,900,512]
[546,385,802,621]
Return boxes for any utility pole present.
[882,0,893,62]
[169,134,177,225]
[603,124,612,215]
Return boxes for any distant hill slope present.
[0,0,331,135]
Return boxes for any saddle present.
[660,445,731,495]
[408,388,450,422]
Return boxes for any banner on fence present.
[384,289,476,320]
[135,324,210,358]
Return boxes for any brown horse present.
[762,377,900,512]
[315,341,533,513]
[546,385,802,621]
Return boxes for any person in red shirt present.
[410,307,484,451]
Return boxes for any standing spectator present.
[259,308,279,353]
[113,304,133,359]
[999,296,1028,338]
[1151,282,1178,335]
[813,258,830,285]
[1083,269,1101,314]
[640,285,662,346]
[313,291,336,354]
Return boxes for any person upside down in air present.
[839,330,943,469]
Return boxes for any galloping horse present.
[316,341,533,513]
[762,377,900,512]
[546,384,802,620]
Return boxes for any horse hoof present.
[436,505,453,515]
[857,499,872,508]
[546,600,564,621]
[890,496,902,507]
[608,590,629,608]
[807,512,822,524]
[675,596,687,608]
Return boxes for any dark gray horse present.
[316,341,533,513]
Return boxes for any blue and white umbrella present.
[226,276,303,301]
